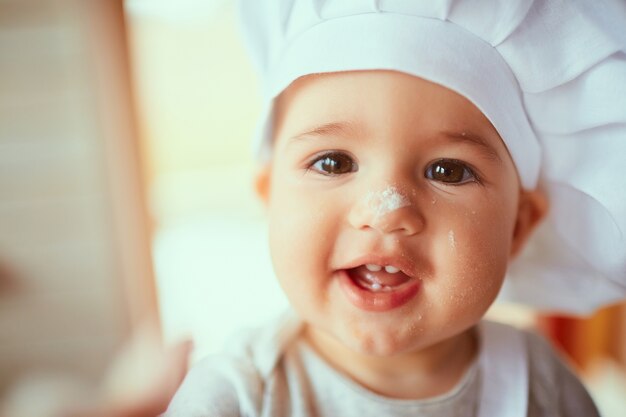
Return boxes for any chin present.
[338,326,419,357]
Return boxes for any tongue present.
[350,265,411,287]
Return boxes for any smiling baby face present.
[256,70,545,357]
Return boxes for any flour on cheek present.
[448,229,456,250]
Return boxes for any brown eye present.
[425,159,476,184]
[310,152,357,175]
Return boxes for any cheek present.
[268,185,330,254]
[266,174,340,297]
[430,197,517,316]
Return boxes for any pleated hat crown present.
[238,0,626,314]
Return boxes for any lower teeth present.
[360,272,394,292]
[359,278,393,292]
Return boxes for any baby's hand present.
[2,330,192,417]
[94,324,193,417]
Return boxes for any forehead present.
[273,70,501,144]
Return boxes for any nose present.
[347,185,424,236]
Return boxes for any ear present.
[510,188,548,258]
[254,164,272,206]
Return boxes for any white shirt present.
[165,311,599,417]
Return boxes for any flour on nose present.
[365,186,410,219]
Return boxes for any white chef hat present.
[237,0,626,315]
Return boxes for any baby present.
[165,1,626,416]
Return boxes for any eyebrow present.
[289,121,361,142]
[439,130,502,163]
[288,122,503,163]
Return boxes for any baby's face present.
[261,70,535,356]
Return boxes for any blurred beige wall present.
[0,0,156,397]
[125,0,288,362]
[126,1,260,172]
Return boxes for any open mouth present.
[347,264,412,292]
[338,263,420,311]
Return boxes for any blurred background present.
[0,0,624,415]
